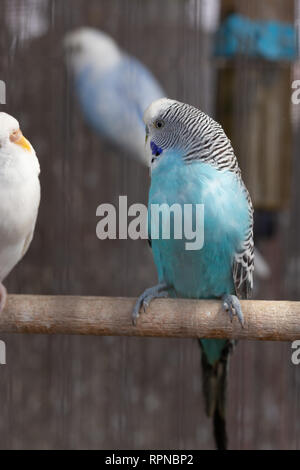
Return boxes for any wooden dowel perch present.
[0,295,299,341]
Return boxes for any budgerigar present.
[133,98,254,450]
[64,27,165,165]
[0,113,40,310]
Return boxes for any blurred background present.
[0,0,299,450]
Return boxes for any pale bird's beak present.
[10,129,31,152]
[145,125,149,144]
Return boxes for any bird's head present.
[0,113,39,176]
[0,113,32,154]
[143,98,190,170]
[143,98,232,172]
[64,27,121,73]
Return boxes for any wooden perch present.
[0,295,299,341]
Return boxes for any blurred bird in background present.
[0,113,40,311]
[133,98,254,450]
[64,27,165,166]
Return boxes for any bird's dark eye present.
[155,119,164,129]
[70,43,81,54]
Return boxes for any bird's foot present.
[0,283,7,313]
[222,294,244,327]
[132,282,169,326]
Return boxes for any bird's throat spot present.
[150,141,163,157]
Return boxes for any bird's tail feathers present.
[199,340,234,450]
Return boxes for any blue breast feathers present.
[148,151,250,299]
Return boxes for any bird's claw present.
[132,292,150,326]
[132,303,142,326]
[132,283,169,326]
[222,294,244,327]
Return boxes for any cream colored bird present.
[0,112,40,311]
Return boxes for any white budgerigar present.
[0,112,40,310]
[64,27,165,165]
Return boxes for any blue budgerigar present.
[133,98,254,449]
[64,27,165,165]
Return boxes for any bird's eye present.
[70,43,81,54]
[154,119,164,129]
[10,130,20,142]
[75,44,82,53]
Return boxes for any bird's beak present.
[16,134,31,152]
[10,130,31,152]
[145,125,149,144]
